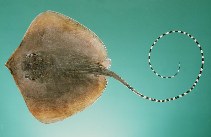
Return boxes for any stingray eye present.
[26,53,37,58]
[24,74,36,81]
[24,74,30,79]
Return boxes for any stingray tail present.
[103,30,205,102]
[148,31,182,79]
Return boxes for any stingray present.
[5,11,205,124]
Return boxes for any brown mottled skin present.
[6,11,111,123]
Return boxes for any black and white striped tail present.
[146,30,204,102]
[107,30,204,102]
[148,31,182,78]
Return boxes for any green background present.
[0,0,211,137]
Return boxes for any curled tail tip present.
[150,62,181,79]
[113,30,204,103]
[176,61,181,73]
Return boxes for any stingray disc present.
[6,11,111,123]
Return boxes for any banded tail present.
[104,30,204,102]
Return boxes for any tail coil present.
[108,30,204,102]
[147,30,204,102]
[148,30,204,102]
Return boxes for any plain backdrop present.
[0,0,211,137]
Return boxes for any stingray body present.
[6,11,204,123]
[6,11,111,123]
